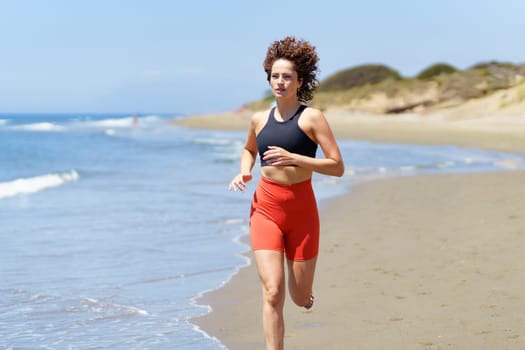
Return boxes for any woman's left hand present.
[263,146,295,166]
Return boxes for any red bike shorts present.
[250,176,319,261]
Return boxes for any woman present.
[229,36,344,350]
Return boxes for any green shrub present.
[469,61,516,70]
[416,63,458,80]
[319,64,402,91]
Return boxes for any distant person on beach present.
[132,113,139,126]
[229,36,344,349]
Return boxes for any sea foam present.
[10,122,65,132]
[0,170,79,199]
[79,115,163,129]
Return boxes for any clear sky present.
[1,0,523,114]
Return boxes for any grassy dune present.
[246,61,525,117]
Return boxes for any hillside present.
[246,62,525,118]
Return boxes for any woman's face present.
[270,59,302,100]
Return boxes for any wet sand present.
[181,110,525,349]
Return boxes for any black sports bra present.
[256,105,318,166]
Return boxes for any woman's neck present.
[275,99,302,121]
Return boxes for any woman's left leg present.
[287,257,317,308]
[283,179,319,308]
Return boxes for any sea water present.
[0,113,523,349]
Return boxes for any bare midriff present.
[261,165,313,185]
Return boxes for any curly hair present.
[263,36,320,103]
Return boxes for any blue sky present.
[1,0,523,114]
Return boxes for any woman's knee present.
[262,284,285,308]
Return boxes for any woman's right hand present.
[229,173,253,192]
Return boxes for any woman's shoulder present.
[250,108,272,125]
[300,106,326,124]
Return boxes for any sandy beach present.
[181,109,525,349]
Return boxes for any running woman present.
[229,36,344,350]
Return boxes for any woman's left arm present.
[299,109,344,176]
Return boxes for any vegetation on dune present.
[246,61,525,114]
[469,61,519,71]
[319,64,402,92]
[416,63,458,80]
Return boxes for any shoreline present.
[173,109,525,154]
[183,110,525,349]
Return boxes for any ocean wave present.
[10,122,65,132]
[128,266,237,286]
[4,115,166,134]
[78,115,163,129]
[193,138,232,146]
[79,297,149,317]
[215,217,246,225]
[80,117,137,128]
[0,170,79,199]
[193,137,243,147]
[3,289,149,320]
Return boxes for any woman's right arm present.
[229,114,259,191]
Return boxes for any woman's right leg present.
[254,250,286,350]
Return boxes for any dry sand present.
[180,109,525,349]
